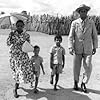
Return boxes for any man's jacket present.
[68,17,98,54]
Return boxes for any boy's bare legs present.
[50,74,54,84]
[30,74,34,88]
[34,77,39,93]
[54,74,59,91]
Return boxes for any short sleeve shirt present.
[50,45,65,64]
[30,55,43,72]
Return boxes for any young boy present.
[50,35,65,90]
[30,45,45,93]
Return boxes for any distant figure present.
[50,35,65,90]
[30,45,45,93]
[68,4,98,93]
[7,20,32,98]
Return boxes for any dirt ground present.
[0,29,100,100]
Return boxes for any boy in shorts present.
[50,35,65,90]
[30,45,45,93]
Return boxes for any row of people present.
[27,15,71,35]
[26,12,100,35]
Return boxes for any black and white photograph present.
[0,0,100,100]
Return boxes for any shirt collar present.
[79,17,89,23]
[54,44,62,48]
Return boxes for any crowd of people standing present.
[27,14,72,35]
[1,10,100,35]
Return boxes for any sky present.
[0,0,100,16]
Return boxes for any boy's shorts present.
[33,71,40,78]
[51,64,62,75]
[30,71,40,82]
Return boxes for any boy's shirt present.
[50,45,65,65]
[30,55,43,72]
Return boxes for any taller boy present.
[68,4,98,92]
[50,35,65,90]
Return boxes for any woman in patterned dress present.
[7,20,32,98]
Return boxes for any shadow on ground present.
[17,85,100,100]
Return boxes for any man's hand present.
[69,48,74,55]
[92,48,96,55]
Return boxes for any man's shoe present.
[73,81,79,91]
[81,82,88,93]
[73,85,79,90]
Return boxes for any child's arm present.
[50,53,53,69]
[62,54,65,69]
[40,63,45,75]
[62,48,65,69]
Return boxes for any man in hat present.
[68,4,98,93]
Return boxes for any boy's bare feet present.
[34,88,39,93]
[50,80,53,85]
[54,85,58,91]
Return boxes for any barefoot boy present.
[50,35,65,90]
[30,45,45,93]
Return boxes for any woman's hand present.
[10,32,15,36]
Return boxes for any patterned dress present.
[7,30,32,83]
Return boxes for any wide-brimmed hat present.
[76,4,91,13]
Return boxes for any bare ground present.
[0,29,100,100]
